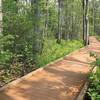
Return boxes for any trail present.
[0,37,100,100]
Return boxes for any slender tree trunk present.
[45,0,48,31]
[65,0,70,40]
[41,0,49,54]
[83,0,85,43]
[85,0,89,45]
[93,0,95,34]
[83,0,89,46]
[31,0,41,60]
[57,0,62,44]
[0,0,2,33]
[71,3,74,40]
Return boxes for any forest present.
[0,0,100,99]
[0,0,84,86]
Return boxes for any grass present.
[96,35,100,41]
[36,39,83,67]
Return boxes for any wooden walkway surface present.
[0,37,100,100]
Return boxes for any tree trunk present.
[85,0,89,45]
[83,0,89,46]
[0,0,2,33]
[65,0,70,40]
[57,0,62,44]
[93,0,95,34]
[45,0,48,31]
[83,0,85,43]
[31,0,41,60]
[41,0,49,54]
[71,3,74,40]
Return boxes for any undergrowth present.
[0,39,83,86]
[87,53,100,100]
[36,39,83,67]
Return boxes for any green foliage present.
[96,35,100,41]
[36,39,83,67]
[0,50,12,65]
[87,54,100,100]
[0,34,14,48]
[0,0,34,86]
[0,0,84,87]
[0,34,14,65]
[0,34,14,86]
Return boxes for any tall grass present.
[36,39,83,67]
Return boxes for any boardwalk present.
[0,37,100,100]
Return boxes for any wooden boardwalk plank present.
[0,37,100,100]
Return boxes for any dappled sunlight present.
[0,0,100,99]
[0,71,85,100]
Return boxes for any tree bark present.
[85,0,89,45]
[45,0,48,31]
[83,0,89,46]
[57,0,62,44]
[71,2,74,40]
[0,0,2,33]
[93,0,95,34]
[31,0,41,60]
[83,0,85,43]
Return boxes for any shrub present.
[87,53,100,100]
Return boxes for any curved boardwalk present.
[0,37,100,100]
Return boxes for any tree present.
[93,0,95,33]
[0,0,2,33]
[31,0,42,61]
[45,0,48,30]
[83,0,89,46]
[57,0,62,44]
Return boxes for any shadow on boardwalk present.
[0,69,87,100]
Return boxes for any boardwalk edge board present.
[76,67,97,100]
[0,46,87,92]
[76,81,89,100]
